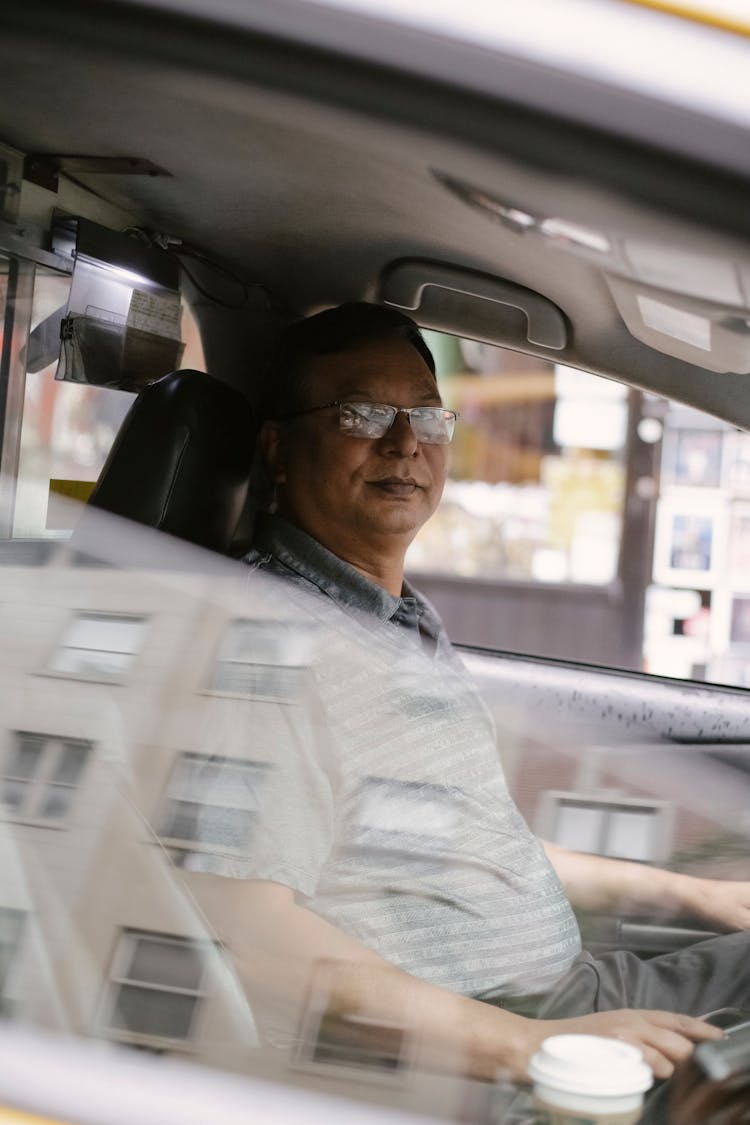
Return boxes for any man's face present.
[265,336,449,560]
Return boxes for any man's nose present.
[381,409,419,455]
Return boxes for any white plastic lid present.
[528,1035,653,1097]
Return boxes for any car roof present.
[3,0,750,424]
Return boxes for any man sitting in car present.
[231,301,750,1083]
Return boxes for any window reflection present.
[0,908,25,1016]
[159,752,269,875]
[1,733,91,822]
[210,619,311,700]
[48,613,146,681]
[105,932,207,1045]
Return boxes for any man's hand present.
[522,1009,724,1081]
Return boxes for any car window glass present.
[10,263,206,540]
[409,330,749,692]
[409,333,629,585]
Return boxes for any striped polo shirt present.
[242,514,581,999]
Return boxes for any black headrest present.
[85,369,256,553]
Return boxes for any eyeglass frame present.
[276,400,458,444]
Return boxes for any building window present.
[1,732,91,822]
[48,613,146,681]
[105,931,207,1045]
[538,791,672,862]
[158,752,268,876]
[294,962,412,1082]
[210,619,312,700]
[0,907,25,1016]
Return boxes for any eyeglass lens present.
[339,402,455,444]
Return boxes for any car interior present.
[2,0,750,1121]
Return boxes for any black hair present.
[261,301,435,420]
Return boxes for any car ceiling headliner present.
[2,1,750,426]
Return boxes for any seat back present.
[85,369,256,553]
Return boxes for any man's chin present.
[365,511,431,539]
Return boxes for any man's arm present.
[191,874,721,1082]
[544,841,750,931]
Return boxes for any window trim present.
[44,611,148,685]
[101,929,209,1050]
[156,750,269,874]
[535,788,674,863]
[0,731,92,827]
[0,906,26,1017]
[205,617,311,703]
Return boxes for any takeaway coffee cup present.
[527,1034,653,1124]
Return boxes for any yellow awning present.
[620,0,750,35]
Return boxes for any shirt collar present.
[252,512,440,642]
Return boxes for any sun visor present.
[605,273,750,374]
[56,219,184,391]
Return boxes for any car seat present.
[82,368,257,554]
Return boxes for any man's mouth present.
[368,477,420,496]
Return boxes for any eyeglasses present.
[280,400,458,444]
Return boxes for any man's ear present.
[260,420,287,484]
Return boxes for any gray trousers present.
[484,933,750,1123]
[535,931,750,1020]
